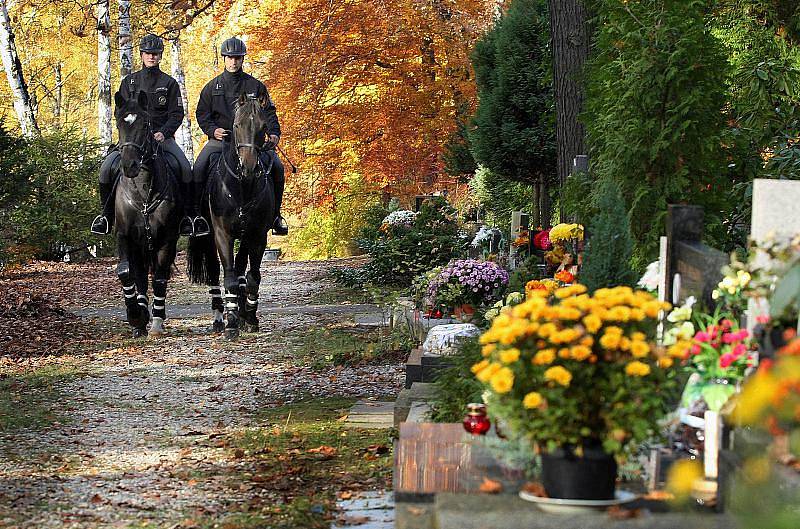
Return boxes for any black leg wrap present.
[210,287,223,312]
[152,279,167,320]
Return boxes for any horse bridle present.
[119,122,154,167]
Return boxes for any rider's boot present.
[178,180,194,237]
[271,173,288,236]
[191,179,211,237]
[91,182,115,235]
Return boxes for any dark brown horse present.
[113,90,180,337]
[187,94,276,339]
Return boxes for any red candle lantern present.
[463,403,491,435]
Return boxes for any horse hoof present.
[224,328,239,340]
[148,328,165,338]
[132,328,147,339]
[212,321,225,333]
[243,322,259,333]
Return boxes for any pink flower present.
[722,333,737,344]
[736,329,750,340]
[690,344,702,355]
[756,315,770,324]
[732,344,747,357]
[720,353,736,368]
[695,332,710,343]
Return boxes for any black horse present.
[187,94,276,339]
[113,90,181,338]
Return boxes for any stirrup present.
[192,216,211,237]
[91,215,111,235]
[179,216,194,237]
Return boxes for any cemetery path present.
[0,256,403,528]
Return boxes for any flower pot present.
[541,445,618,500]
[453,304,475,322]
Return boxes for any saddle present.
[108,144,181,182]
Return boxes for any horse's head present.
[233,93,270,179]
[114,90,152,179]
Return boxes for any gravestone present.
[422,324,481,356]
[749,179,800,326]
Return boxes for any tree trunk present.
[97,0,112,145]
[53,62,62,118]
[0,0,39,137]
[118,0,132,78]
[170,35,194,160]
[548,0,590,195]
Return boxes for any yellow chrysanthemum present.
[630,340,650,358]
[658,357,674,369]
[481,343,496,357]
[582,314,602,334]
[570,345,592,361]
[523,391,544,409]
[558,348,571,359]
[580,336,594,347]
[500,348,521,364]
[471,359,490,374]
[533,349,556,365]
[625,361,651,377]
[538,323,557,338]
[490,367,514,394]
[599,332,621,350]
[476,362,501,383]
[544,365,573,386]
[631,332,646,341]
[666,459,703,498]
[668,340,692,358]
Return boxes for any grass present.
[190,397,396,529]
[288,324,413,369]
[0,363,84,432]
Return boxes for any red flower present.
[555,270,575,283]
[533,230,553,250]
[720,353,736,368]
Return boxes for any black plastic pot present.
[541,445,618,500]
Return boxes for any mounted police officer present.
[193,36,288,236]
[90,34,199,237]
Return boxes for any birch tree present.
[118,0,132,77]
[0,0,39,137]
[97,0,112,145]
[170,35,193,160]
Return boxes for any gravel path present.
[0,257,403,528]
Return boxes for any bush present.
[0,126,102,267]
[429,338,484,423]
[355,197,467,287]
[579,178,637,292]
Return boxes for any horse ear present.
[114,91,125,112]
[137,90,149,110]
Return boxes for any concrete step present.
[394,382,437,426]
[344,400,395,429]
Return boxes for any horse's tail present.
[187,232,218,285]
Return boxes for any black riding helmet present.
[220,37,247,57]
[140,34,164,53]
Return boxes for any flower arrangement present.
[533,229,552,251]
[549,223,584,244]
[554,269,575,284]
[525,279,558,298]
[472,284,676,457]
[382,209,418,228]
[512,227,531,249]
[637,260,661,293]
[672,313,754,411]
[427,259,509,310]
[471,226,494,248]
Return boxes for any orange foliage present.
[244,0,495,210]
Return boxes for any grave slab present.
[331,490,395,529]
[394,382,437,426]
[434,493,737,529]
[344,400,395,429]
[404,402,432,423]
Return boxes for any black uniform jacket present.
[195,70,281,141]
[118,65,184,139]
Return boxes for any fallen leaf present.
[607,505,644,520]
[89,493,104,504]
[521,481,547,498]
[478,477,503,494]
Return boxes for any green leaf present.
[756,69,768,80]
[701,384,735,412]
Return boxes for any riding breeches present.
[192,139,285,192]
[99,138,192,184]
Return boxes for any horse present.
[113,90,181,338]
[187,93,276,339]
